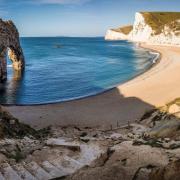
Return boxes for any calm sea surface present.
[0,37,157,104]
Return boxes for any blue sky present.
[0,0,180,37]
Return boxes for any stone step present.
[64,156,84,170]
[50,157,73,176]
[1,163,22,180]
[13,164,37,180]
[0,172,5,180]
[46,138,80,151]
[50,156,83,175]
[25,161,52,180]
[41,161,67,179]
[78,144,103,165]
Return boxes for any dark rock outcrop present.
[0,106,50,139]
[0,19,25,82]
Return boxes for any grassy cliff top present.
[140,12,180,35]
[111,25,133,35]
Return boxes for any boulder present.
[149,160,180,180]
[168,104,180,116]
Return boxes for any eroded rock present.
[168,104,180,115]
[149,160,180,180]
[65,162,131,180]
[0,19,25,81]
[0,106,50,139]
[146,119,180,139]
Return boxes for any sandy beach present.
[4,44,180,129]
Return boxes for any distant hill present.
[105,12,180,46]
[111,25,133,35]
[140,12,180,35]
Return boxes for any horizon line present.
[20,36,105,38]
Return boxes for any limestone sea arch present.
[0,19,25,82]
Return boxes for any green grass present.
[111,25,133,35]
[140,12,180,35]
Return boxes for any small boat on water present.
[54,44,63,48]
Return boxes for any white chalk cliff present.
[105,12,180,46]
[105,29,130,40]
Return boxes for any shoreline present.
[3,44,180,129]
[2,43,160,106]
[118,44,180,105]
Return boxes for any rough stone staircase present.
[0,139,104,180]
[0,155,89,180]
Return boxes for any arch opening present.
[8,46,25,72]
[0,19,25,82]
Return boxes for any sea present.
[0,37,158,104]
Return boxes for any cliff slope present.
[105,12,180,46]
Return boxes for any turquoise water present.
[0,37,157,105]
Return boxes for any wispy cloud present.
[0,0,92,17]
[33,0,91,5]
[0,0,92,6]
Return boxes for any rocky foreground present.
[0,99,180,180]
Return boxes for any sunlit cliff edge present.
[105,12,180,46]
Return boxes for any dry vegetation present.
[111,25,133,35]
[111,12,180,36]
[141,12,180,35]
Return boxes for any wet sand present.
[4,44,180,129]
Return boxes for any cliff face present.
[130,12,153,42]
[105,12,180,46]
[0,19,25,82]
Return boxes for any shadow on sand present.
[5,88,155,129]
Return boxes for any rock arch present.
[0,19,25,82]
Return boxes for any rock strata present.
[0,19,25,82]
